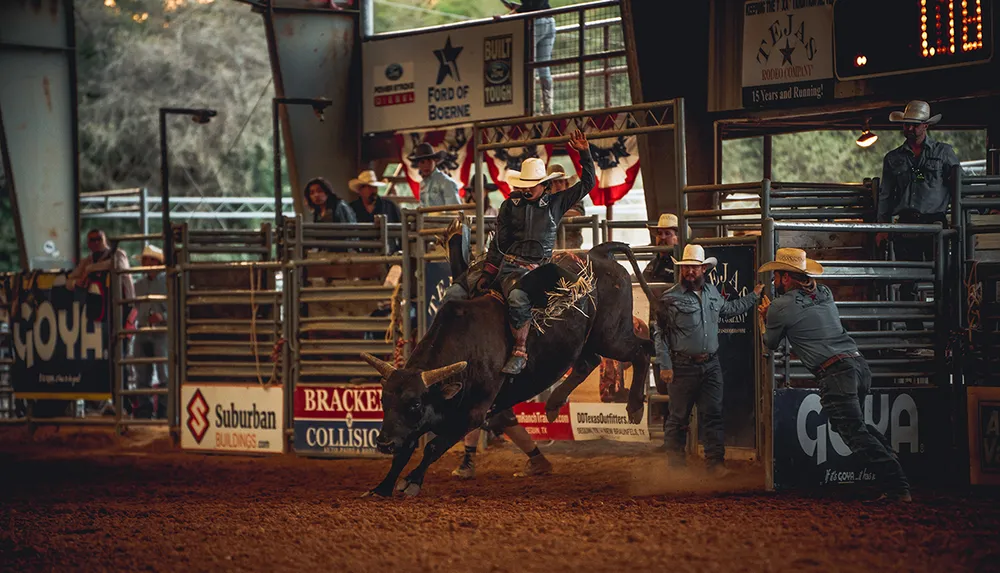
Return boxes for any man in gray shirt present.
[653,244,762,475]
[759,248,911,503]
[876,101,959,331]
[132,244,168,419]
[409,143,462,208]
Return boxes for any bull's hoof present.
[402,482,422,497]
[626,401,644,424]
[545,404,562,424]
[362,486,393,498]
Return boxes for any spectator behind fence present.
[497,0,556,114]
[304,177,357,253]
[69,229,136,415]
[131,244,168,419]
[875,100,959,341]
[349,169,402,253]
[549,164,585,249]
[409,143,461,208]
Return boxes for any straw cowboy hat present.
[407,142,445,162]
[506,157,561,188]
[671,244,717,268]
[647,213,679,230]
[547,163,579,186]
[757,247,824,276]
[348,170,388,193]
[889,100,941,125]
[138,244,164,264]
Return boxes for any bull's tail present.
[589,241,657,308]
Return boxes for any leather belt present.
[815,351,862,377]
[671,352,716,365]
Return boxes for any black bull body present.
[359,242,656,497]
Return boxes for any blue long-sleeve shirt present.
[763,285,859,373]
[653,282,758,370]
[419,169,462,208]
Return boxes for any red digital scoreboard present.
[834,0,994,80]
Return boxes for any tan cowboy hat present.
[546,163,571,180]
[647,213,679,230]
[349,170,388,193]
[506,157,561,188]
[671,244,717,268]
[889,100,941,125]
[138,244,164,264]
[757,247,824,276]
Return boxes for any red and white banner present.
[395,128,475,200]
[293,384,385,457]
[482,123,556,198]
[512,402,573,441]
[566,113,641,206]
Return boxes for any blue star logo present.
[433,36,463,85]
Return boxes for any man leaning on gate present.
[652,244,763,477]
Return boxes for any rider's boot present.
[502,323,530,375]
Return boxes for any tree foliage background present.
[0,0,991,271]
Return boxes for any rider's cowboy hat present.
[348,170,388,193]
[506,157,561,188]
[757,247,824,276]
[407,142,445,162]
[671,244,717,268]
[646,213,679,230]
[889,100,941,125]
[137,244,165,264]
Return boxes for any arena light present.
[856,119,878,148]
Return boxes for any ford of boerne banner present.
[9,271,112,400]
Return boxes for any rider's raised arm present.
[553,147,595,218]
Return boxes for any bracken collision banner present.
[362,20,525,133]
[181,384,285,454]
[294,384,386,458]
[741,0,834,109]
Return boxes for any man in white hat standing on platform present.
[758,248,911,502]
[349,169,402,252]
[876,100,959,333]
[653,244,763,475]
[131,244,168,419]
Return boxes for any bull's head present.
[360,352,467,455]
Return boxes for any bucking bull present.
[359,226,657,497]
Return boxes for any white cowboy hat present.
[348,170,388,193]
[757,247,824,276]
[647,213,679,230]
[138,244,164,264]
[889,100,941,125]
[506,157,561,188]
[671,244,717,268]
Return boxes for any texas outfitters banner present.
[395,128,475,201]
[9,271,112,400]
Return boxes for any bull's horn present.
[360,352,396,380]
[421,361,468,387]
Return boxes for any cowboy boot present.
[502,323,530,375]
[540,79,554,115]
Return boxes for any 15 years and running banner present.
[7,271,112,400]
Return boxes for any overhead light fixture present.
[856,119,878,148]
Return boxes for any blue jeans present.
[533,16,556,88]
[663,356,724,466]
[436,274,531,330]
[819,357,909,491]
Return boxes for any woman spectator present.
[304,177,357,224]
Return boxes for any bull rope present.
[530,258,596,334]
[757,293,771,352]
[965,259,982,341]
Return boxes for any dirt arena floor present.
[1,427,999,573]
